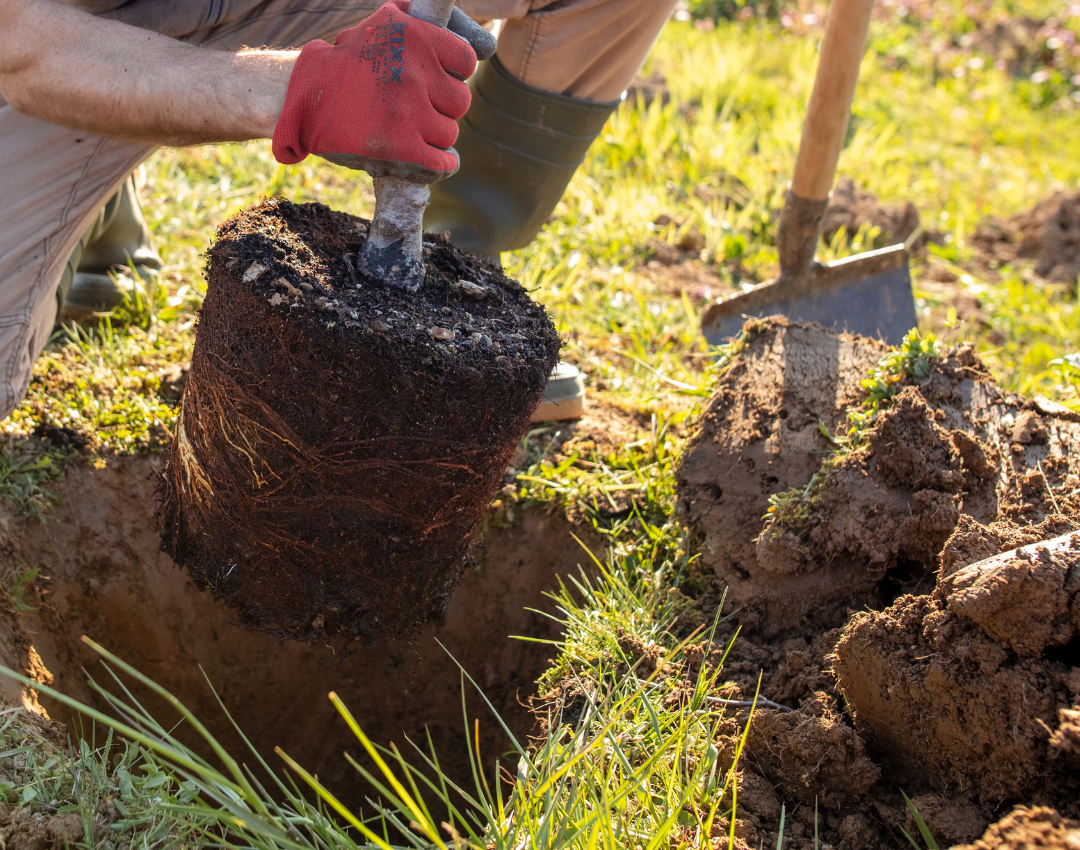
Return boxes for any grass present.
[0,706,206,848]
[1,0,1079,847]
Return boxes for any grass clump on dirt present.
[0,706,206,850]
[763,326,943,538]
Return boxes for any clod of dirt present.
[937,530,1080,657]
[833,535,1080,809]
[974,190,1080,282]
[904,795,987,847]
[678,319,1080,640]
[157,199,561,642]
[745,692,879,809]
[0,808,100,850]
[821,177,934,250]
[940,513,1080,580]
[953,807,1080,850]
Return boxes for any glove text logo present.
[364,15,407,96]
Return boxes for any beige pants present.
[0,0,676,421]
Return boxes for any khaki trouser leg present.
[461,0,679,102]
[0,0,673,421]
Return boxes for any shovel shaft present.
[777,0,874,282]
[359,0,458,290]
[790,0,874,201]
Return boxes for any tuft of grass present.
[834,327,942,454]
[0,441,66,520]
[0,706,206,849]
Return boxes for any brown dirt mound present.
[678,319,1080,640]
[954,807,1080,850]
[821,177,928,249]
[677,319,889,636]
[158,198,560,643]
[674,317,1080,847]
[834,530,1080,810]
[974,190,1080,282]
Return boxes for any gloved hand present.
[272,0,497,182]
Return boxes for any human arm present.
[0,0,294,145]
[0,0,497,163]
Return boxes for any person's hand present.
[272,0,496,182]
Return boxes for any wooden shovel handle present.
[790,0,874,201]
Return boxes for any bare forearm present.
[0,0,296,145]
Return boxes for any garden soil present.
[4,313,1080,848]
[159,198,560,643]
[675,318,1080,849]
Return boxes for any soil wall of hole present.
[0,455,601,803]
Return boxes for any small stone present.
[269,292,287,306]
[298,281,313,291]
[468,332,483,345]
[273,277,302,298]
[428,326,455,341]
[243,262,268,282]
[459,280,490,299]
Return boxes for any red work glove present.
[273,0,490,181]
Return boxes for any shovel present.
[701,0,917,346]
[355,0,458,291]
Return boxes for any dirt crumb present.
[953,807,1080,850]
[745,692,879,809]
[1053,706,1080,754]
[905,794,987,847]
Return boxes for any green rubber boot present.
[426,58,617,422]
[424,55,621,257]
[57,172,163,325]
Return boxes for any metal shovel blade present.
[701,243,918,347]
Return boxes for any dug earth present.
[675,318,1080,849]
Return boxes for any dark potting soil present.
[157,198,561,643]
